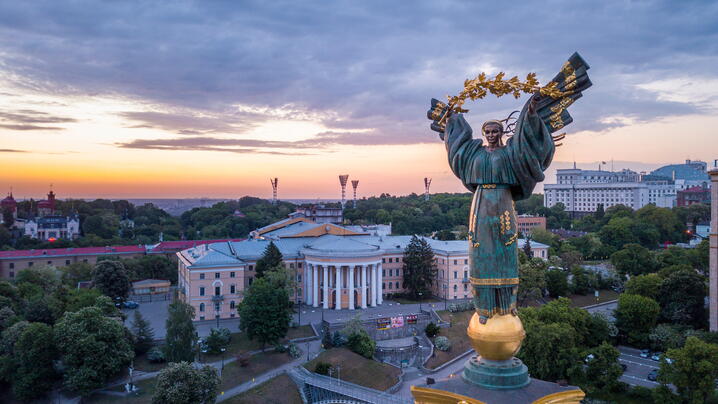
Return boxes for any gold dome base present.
[467,312,526,361]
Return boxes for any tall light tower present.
[338,175,349,207]
[424,177,432,201]
[270,177,278,205]
[351,180,359,208]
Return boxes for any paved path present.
[392,351,474,400]
[583,300,617,321]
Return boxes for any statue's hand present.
[428,98,450,136]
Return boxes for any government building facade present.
[176,217,548,321]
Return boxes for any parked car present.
[639,349,651,358]
[584,354,595,363]
[647,369,659,381]
[123,301,139,309]
[651,352,663,361]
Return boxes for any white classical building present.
[176,217,548,321]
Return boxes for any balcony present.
[211,294,224,302]
[462,277,470,284]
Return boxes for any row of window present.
[198,284,237,296]
[199,301,236,312]
[438,270,469,280]
[382,257,402,263]
[7,258,86,270]
[199,271,237,280]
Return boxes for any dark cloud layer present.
[0,0,716,151]
[0,109,76,131]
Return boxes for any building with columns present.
[709,163,718,332]
[176,218,548,321]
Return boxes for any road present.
[617,346,662,389]
[584,300,617,322]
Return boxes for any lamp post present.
[220,348,226,377]
[216,305,220,328]
[418,292,423,313]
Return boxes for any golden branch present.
[445,72,569,114]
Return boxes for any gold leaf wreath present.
[446,72,567,114]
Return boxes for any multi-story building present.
[677,185,711,207]
[176,217,548,321]
[544,160,713,214]
[516,215,547,236]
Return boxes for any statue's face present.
[483,123,502,147]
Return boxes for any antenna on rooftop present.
[338,175,349,207]
[270,178,279,205]
[424,177,432,201]
[351,180,359,208]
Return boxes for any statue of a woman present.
[428,53,591,325]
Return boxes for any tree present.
[164,300,197,363]
[204,327,231,355]
[54,305,134,395]
[599,216,638,250]
[570,267,593,295]
[581,342,624,394]
[658,337,718,404]
[152,362,220,404]
[123,255,178,284]
[347,330,376,359]
[238,277,291,349]
[624,273,662,300]
[254,241,283,278]
[518,258,546,306]
[523,236,533,258]
[649,324,687,352]
[131,310,155,355]
[65,288,102,312]
[401,235,438,299]
[610,243,656,277]
[93,260,131,301]
[12,322,57,401]
[517,320,579,381]
[657,269,706,327]
[2,207,14,228]
[614,294,660,346]
[545,268,569,298]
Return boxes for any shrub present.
[236,351,250,367]
[332,331,347,347]
[435,336,451,351]
[205,327,231,354]
[347,330,376,359]
[147,347,166,363]
[627,385,653,400]
[274,343,288,353]
[288,343,301,358]
[322,330,332,348]
[425,322,441,338]
[314,361,331,375]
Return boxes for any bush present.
[322,330,333,348]
[274,343,288,353]
[332,331,347,347]
[314,361,331,375]
[236,351,250,367]
[435,336,451,351]
[425,322,440,338]
[627,385,653,400]
[205,327,231,354]
[147,347,166,363]
[347,330,376,359]
[288,343,301,358]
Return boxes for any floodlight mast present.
[270,178,278,205]
[351,180,359,208]
[338,175,349,207]
[424,177,432,201]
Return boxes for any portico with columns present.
[302,237,384,310]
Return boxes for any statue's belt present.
[469,277,519,286]
[478,184,511,189]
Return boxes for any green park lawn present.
[304,348,401,391]
[222,374,303,404]
[567,289,619,307]
[219,351,296,392]
[426,310,474,369]
[201,325,314,362]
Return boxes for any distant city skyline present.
[1,2,717,198]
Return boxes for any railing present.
[211,294,224,302]
[290,366,410,404]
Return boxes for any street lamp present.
[220,348,226,377]
[418,292,423,313]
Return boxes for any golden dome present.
[466,313,526,361]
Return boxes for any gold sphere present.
[466,312,526,361]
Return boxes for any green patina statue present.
[428,52,592,323]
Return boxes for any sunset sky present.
[1,1,717,200]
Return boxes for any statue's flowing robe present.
[444,105,555,317]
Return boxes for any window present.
[215,272,220,279]
[230,284,236,294]
[47,261,52,265]
[8,263,13,269]
[249,265,254,271]
[9,271,14,278]
[200,316,205,321]
[83,259,88,263]
[464,271,468,279]
[230,301,235,309]
[199,287,205,296]
[290,263,294,269]
[464,259,468,265]
[453,285,458,291]
[200,273,205,280]
[398,257,401,262]
[199,303,205,312]
[215,286,221,296]
[66,260,71,265]
[454,260,457,265]
[454,271,457,279]
[28,262,34,267]
[298,274,302,282]
[214,302,220,311]
[395,282,399,289]
[382,283,385,290]
[464,284,468,291]
[388,282,392,289]
[382,258,386,263]
[230,272,236,278]
[388,258,393,263]
[382,269,386,276]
